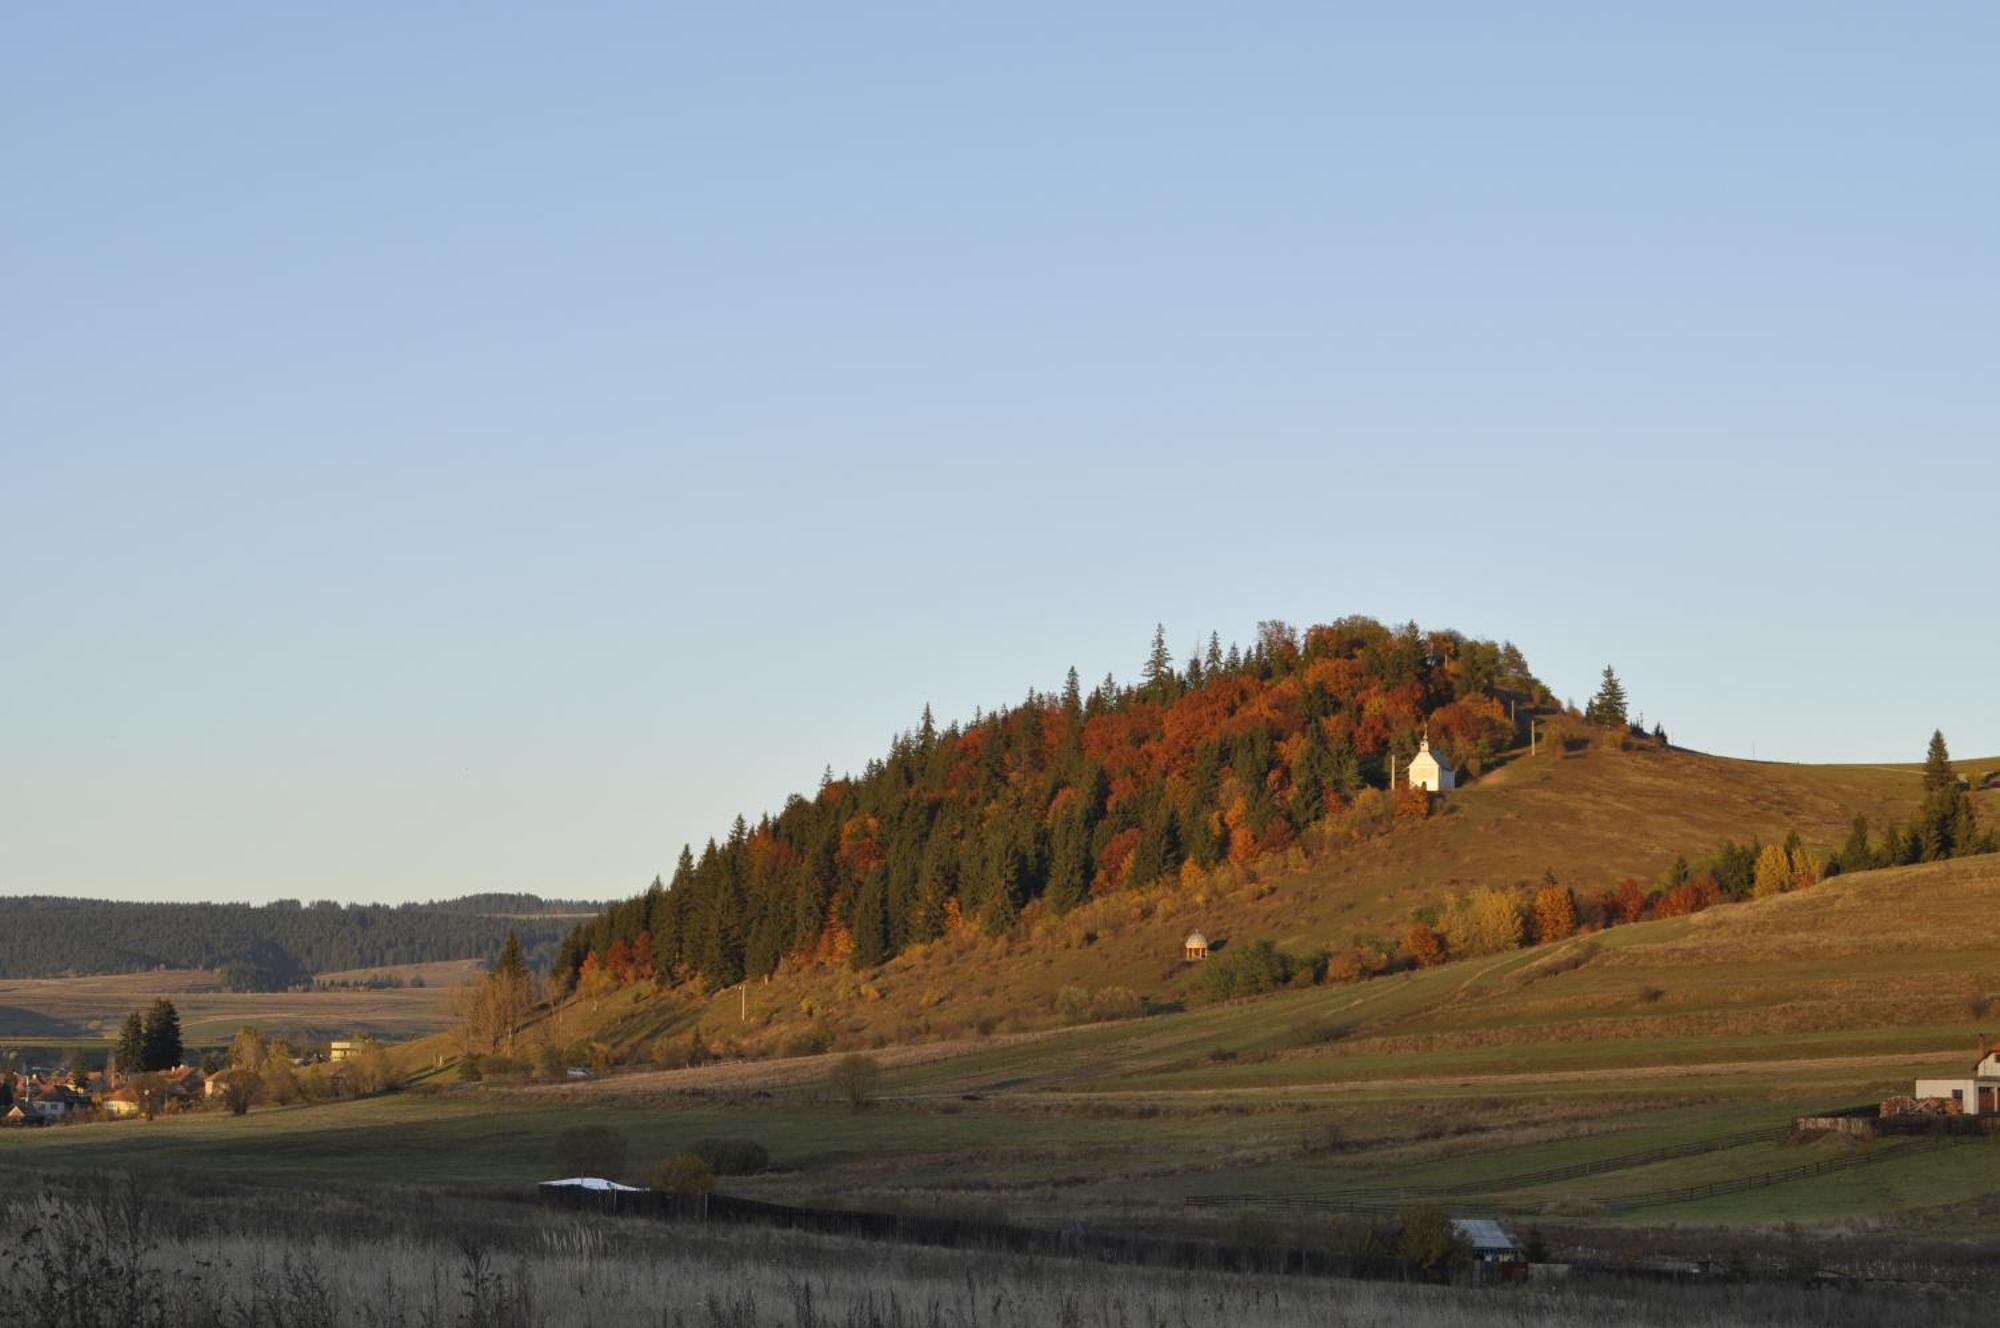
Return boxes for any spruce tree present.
[1061,667,1082,719]
[493,929,528,982]
[1204,632,1223,674]
[1923,730,1955,793]
[140,998,183,1072]
[1585,666,1628,728]
[1142,624,1173,689]
[114,1011,146,1078]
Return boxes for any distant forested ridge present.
[0,896,594,985]
[557,617,1549,993]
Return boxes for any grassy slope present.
[652,742,1998,1056]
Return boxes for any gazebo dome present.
[1184,930,1208,948]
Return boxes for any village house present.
[26,1082,89,1122]
[1407,733,1456,793]
[1913,1042,2000,1115]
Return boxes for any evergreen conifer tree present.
[1205,632,1223,674]
[140,998,183,1072]
[1923,729,1955,793]
[114,1011,146,1078]
[1585,666,1629,728]
[493,929,528,982]
[1142,624,1173,690]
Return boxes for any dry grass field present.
[0,961,475,1047]
[4,1172,1976,1328]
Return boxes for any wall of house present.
[1915,1078,1977,1112]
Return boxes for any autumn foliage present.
[556,617,1543,991]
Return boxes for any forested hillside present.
[0,897,589,986]
[556,617,1549,993]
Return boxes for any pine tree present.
[1044,801,1091,913]
[1839,815,1875,873]
[1923,730,1956,793]
[140,998,183,1072]
[1061,667,1082,719]
[1204,632,1223,674]
[1585,666,1628,728]
[114,1011,146,1078]
[493,929,528,982]
[1142,624,1173,689]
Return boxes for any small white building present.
[1914,1043,2000,1116]
[1406,733,1456,793]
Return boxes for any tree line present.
[555,617,1549,995]
[0,896,583,984]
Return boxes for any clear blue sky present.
[5,6,1995,904]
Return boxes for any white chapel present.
[1407,732,1456,793]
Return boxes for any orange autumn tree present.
[1403,920,1447,968]
[1532,885,1576,944]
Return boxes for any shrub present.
[1199,939,1300,1002]
[649,1153,715,1194]
[553,1124,629,1180]
[780,1026,831,1058]
[689,1137,769,1176]
[828,1053,881,1110]
[456,1054,484,1082]
[219,1075,256,1117]
[1395,1205,1466,1277]
[1089,986,1142,1021]
[1053,985,1091,1024]
[1636,984,1666,1005]
[531,1042,565,1083]
[480,1055,526,1083]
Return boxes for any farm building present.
[1913,1042,2000,1115]
[329,1040,356,1062]
[1452,1219,1526,1279]
[1407,733,1455,793]
[1183,931,1210,961]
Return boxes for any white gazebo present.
[1407,733,1456,793]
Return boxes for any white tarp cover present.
[539,1177,645,1192]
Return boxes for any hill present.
[553,616,1554,997]
[0,894,597,987]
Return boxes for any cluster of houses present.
[3,1063,239,1125]
[3,1038,368,1127]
